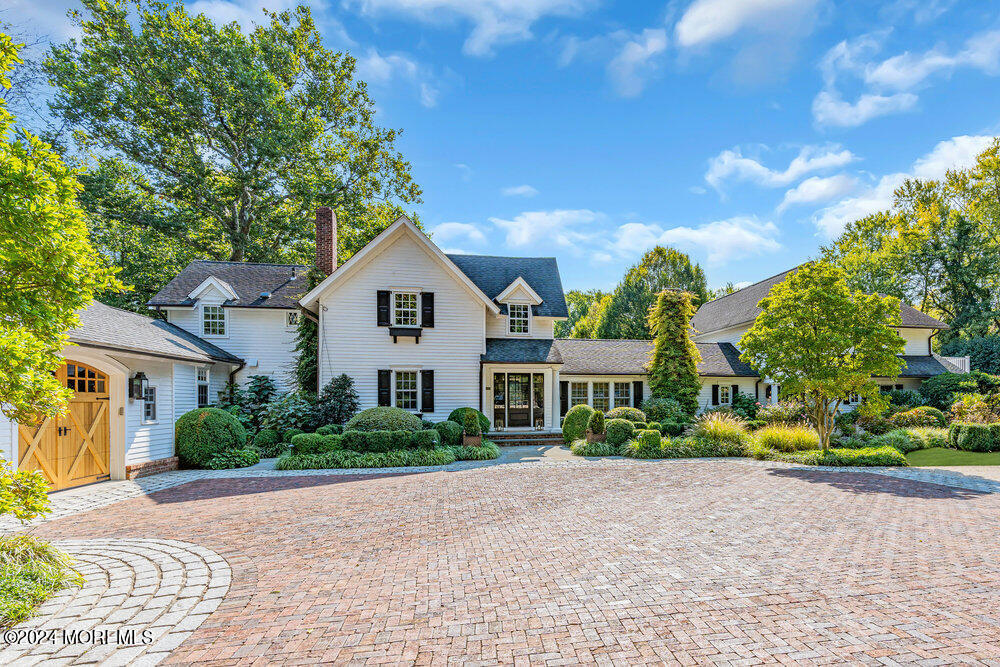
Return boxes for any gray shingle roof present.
[446,254,569,318]
[691,266,948,334]
[72,301,242,364]
[483,338,563,364]
[892,355,965,378]
[148,260,309,309]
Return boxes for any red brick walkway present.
[34,461,1000,664]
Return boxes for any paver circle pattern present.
[0,538,231,666]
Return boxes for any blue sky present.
[13,0,1000,292]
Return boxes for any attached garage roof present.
[148,260,309,309]
[690,266,948,334]
[71,301,243,364]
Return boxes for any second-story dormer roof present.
[148,260,310,309]
[446,254,569,318]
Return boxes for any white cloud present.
[607,28,668,97]
[812,134,994,237]
[814,30,1000,127]
[454,163,473,181]
[706,144,856,189]
[355,49,443,107]
[674,0,817,48]
[429,222,487,244]
[501,184,539,197]
[350,0,594,57]
[777,174,857,213]
[490,209,600,249]
[811,90,918,127]
[612,217,781,263]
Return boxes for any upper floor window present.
[508,304,530,334]
[394,292,418,327]
[203,305,226,336]
[286,311,300,328]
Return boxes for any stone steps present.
[487,432,566,447]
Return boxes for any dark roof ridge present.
[699,264,804,308]
[189,259,309,268]
[445,252,557,261]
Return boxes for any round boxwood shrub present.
[316,424,343,436]
[283,428,305,443]
[175,408,248,468]
[562,404,595,443]
[605,406,646,423]
[605,418,636,447]
[433,420,463,447]
[587,410,605,435]
[955,423,999,452]
[252,428,287,458]
[448,408,490,433]
[462,410,482,436]
[345,406,423,432]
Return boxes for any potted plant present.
[463,411,482,447]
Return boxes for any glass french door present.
[493,372,545,429]
[507,374,531,427]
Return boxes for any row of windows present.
[201,306,299,337]
[569,381,632,411]
[140,368,210,424]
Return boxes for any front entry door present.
[507,373,531,427]
[18,362,111,491]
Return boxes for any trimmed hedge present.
[316,424,343,436]
[290,433,343,455]
[659,420,687,436]
[283,428,305,443]
[587,410,606,435]
[276,447,456,470]
[450,441,501,461]
[953,423,1000,452]
[341,429,440,453]
[448,408,490,433]
[791,446,907,467]
[638,429,661,449]
[206,447,260,470]
[605,418,635,447]
[175,408,248,468]
[569,439,619,457]
[433,420,463,447]
[660,437,746,458]
[346,407,424,432]
[562,404,595,443]
[605,406,646,423]
[252,428,287,458]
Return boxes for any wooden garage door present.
[18,362,111,491]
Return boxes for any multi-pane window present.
[395,371,418,409]
[143,387,157,422]
[508,304,530,334]
[613,382,631,408]
[570,382,588,406]
[719,385,731,405]
[394,292,418,326]
[592,382,610,412]
[286,311,300,327]
[203,306,226,336]
[197,368,210,408]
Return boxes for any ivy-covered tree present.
[646,290,702,415]
[739,262,905,450]
[294,265,324,392]
[0,35,119,422]
[45,1,421,264]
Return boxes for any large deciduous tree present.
[555,289,605,338]
[646,290,702,416]
[0,35,119,422]
[45,0,421,265]
[739,262,905,451]
[822,139,1000,343]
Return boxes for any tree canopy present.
[45,0,420,270]
[822,139,1000,343]
[739,262,904,450]
[0,35,120,422]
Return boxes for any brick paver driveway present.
[30,459,1000,664]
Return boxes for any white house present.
[3,302,241,490]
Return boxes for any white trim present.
[392,290,420,328]
[299,216,501,314]
[507,302,532,336]
[200,304,228,338]
[496,276,542,305]
[188,276,239,302]
[390,369,420,411]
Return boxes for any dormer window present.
[202,305,226,336]
[508,304,530,335]
[394,292,418,327]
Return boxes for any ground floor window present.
[143,386,157,422]
[613,382,631,408]
[719,385,731,405]
[197,368,210,407]
[592,382,610,412]
[395,371,418,409]
[570,382,588,407]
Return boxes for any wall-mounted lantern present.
[129,372,149,400]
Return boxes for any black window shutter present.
[895,384,904,391]
[560,381,568,417]
[732,385,739,400]
[376,290,390,326]
[632,381,644,408]
[421,292,434,328]
[377,370,391,406]
[712,384,719,406]
[421,370,434,413]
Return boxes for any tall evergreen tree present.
[646,290,702,416]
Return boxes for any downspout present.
[754,379,760,401]
[227,359,246,401]
[478,361,484,413]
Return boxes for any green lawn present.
[906,447,1000,466]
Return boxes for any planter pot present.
[463,434,482,447]
[586,429,606,443]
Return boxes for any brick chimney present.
[315,207,337,276]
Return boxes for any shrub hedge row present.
[948,422,1000,452]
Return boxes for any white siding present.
[0,414,13,463]
[113,358,176,466]
[164,296,298,392]
[486,313,556,339]
[318,234,486,419]
[898,327,933,355]
[696,377,761,414]
[173,363,197,418]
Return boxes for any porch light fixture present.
[129,372,149,400]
